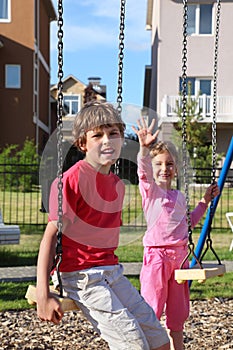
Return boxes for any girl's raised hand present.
[132,117,159,148]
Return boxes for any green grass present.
[0,282,34,311]
[1,184,232,228]
[0,190,47,225]
[190,273,233,300]
[0,228,43,267]
[0,227,232,311]
[1,273,233,312]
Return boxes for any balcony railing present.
[161,95,233,122]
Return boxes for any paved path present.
[0,261,233,283]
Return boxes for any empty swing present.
[26,0,126,311]
[174,0,226,284]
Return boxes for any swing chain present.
[201,0,222,265]
[210,0,221,222]
[55,0,64,297]
[181,0,193,244]
[117,0,126,117]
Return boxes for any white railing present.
[161,95,233,122]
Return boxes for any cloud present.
[51,24,118,52]
[50,0,150,53]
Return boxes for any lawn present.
[0,227,232,311]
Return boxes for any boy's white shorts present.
[53,264,169,350]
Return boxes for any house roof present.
[50,74,87,91]
[44,0,57,22]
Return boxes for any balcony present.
[161,95,233,123]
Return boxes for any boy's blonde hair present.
[72,101,126,151]
[150,141,179,164]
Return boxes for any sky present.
[50,0,151,109]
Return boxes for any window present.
[0,0,10,22]
[187,4,213,35]
[179,77,211,96]
[199,80,211,95]
[5,65,21,88]
[63,95,80,115]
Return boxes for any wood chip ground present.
[0,298,232,349]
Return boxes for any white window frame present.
[63,94,81,116]
[0,0,11,22]
[188,4,214,36]
[193,78,212,96]
[5,64,21,89]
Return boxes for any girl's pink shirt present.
[138,154,207,247]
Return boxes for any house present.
[49,75,107,173]
[144,0,233,155]
[50,75,106,144]
[0,0,56,154]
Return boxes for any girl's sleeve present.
[190,201,208,228]
[137,153,154,197]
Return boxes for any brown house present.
[0,0,56,154]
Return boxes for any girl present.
[133,118,219,350]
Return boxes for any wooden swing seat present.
[175,263,226,284]
[25,285,79,312]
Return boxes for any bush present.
[0,139,40,192]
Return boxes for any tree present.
[0,139,40,191]
[174,85,214,183]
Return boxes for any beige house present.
[145,0,233,154]
[50,75,106,143]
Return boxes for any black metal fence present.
[0,159,232,229]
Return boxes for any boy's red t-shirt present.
[49,160,125,272]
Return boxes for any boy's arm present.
[36,221,64,324]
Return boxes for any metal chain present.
[117,0,126,117]
[210,0,221,220]
[115,0,126,175]
[55,0,64,297]
[181,0,193,243]
[179,0,203,268]
[201,0,222,264]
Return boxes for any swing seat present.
[175,263,226,284]
[25,285,79,312]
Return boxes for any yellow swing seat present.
[25,285,79,312]
[175,263,226,284]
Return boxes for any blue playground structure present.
[189,136,233,284]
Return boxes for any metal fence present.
[0,160,232,229]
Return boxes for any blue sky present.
[50,0,151,108]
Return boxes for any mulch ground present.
[0,298,232,349]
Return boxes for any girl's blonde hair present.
[150,141,179,164]
[72,101,126,151]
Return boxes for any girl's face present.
[151,150,177,190]
[80,125,123,174]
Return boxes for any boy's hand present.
[132,118,159,148]
[37,296,64,325]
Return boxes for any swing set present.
[26,0,232,311]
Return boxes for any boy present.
[36,101,170,350]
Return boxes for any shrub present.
[0,139,40,192]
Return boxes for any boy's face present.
[80,125,123,173]
[151,150,177,189]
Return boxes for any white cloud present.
[50,0,150,53]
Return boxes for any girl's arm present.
[36,221,64,324]
[190,183,220,227]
